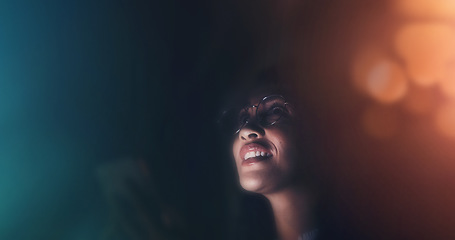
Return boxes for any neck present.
[264,185,313,240]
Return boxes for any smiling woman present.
[220,68,321,240]
[233,94,298,194]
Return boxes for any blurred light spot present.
[439,60,455,98]
[402,86,435,114]
[395,0,455,20]
[366,60,408,104]
[435,102,455,138]
[351,46,384,94]
[395,23,455,86]
[362,105,400,139]
[351,49,408,103]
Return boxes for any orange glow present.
[394,0,455,20]
[362,105,399,139]
[439,60,455,98]
[395,23,455,86]
[435,102,455,138]
[351,46,384,94]
[401,87,435,115]
[366,60,408,104]
[351,49,408,103]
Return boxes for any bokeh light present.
[394,0,455,20]
[366,60,408,104]
[351,46,384,93]
[351,49,408,104]
[435,101,455,138]
[362,105,400,139]
[395,23,455,86]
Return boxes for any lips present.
[239,141,273,165]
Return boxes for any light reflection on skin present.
[231,93,315,240]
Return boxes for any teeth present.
[244,151,272,160]
[244,152,256,160]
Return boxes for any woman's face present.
[232,94,299,194]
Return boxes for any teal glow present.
[0,0,134,239]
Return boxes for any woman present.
[222,72,321,240]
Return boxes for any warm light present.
[351,49,408,104]
[439,60,455,98]
[362,105,400,139]
[395,23,455,86]
[394,0,455,20]
[435,102,455,138]
[401,86,436,115]
[366,60,408,104]
[351,46,384,94]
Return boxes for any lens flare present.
[362,105,400,139]
[395,23,455,86]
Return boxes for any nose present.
[239,122,265,141]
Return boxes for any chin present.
[240,177,276,194]
[240,179,262,192]
[239,171,294,195]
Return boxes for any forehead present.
[246,95,264,106]
[240,94,286,113]
[243,88,279,106]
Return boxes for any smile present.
[239,142,274,164]
[244,151,272,160]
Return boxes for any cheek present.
[232,140,241,160]
[268,130,298,164]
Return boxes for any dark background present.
[1,0,454,239]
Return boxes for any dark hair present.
[222,66,298,111]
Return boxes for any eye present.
[261,106,288,125]
[268,106,286,116]
[270,106,284,115]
